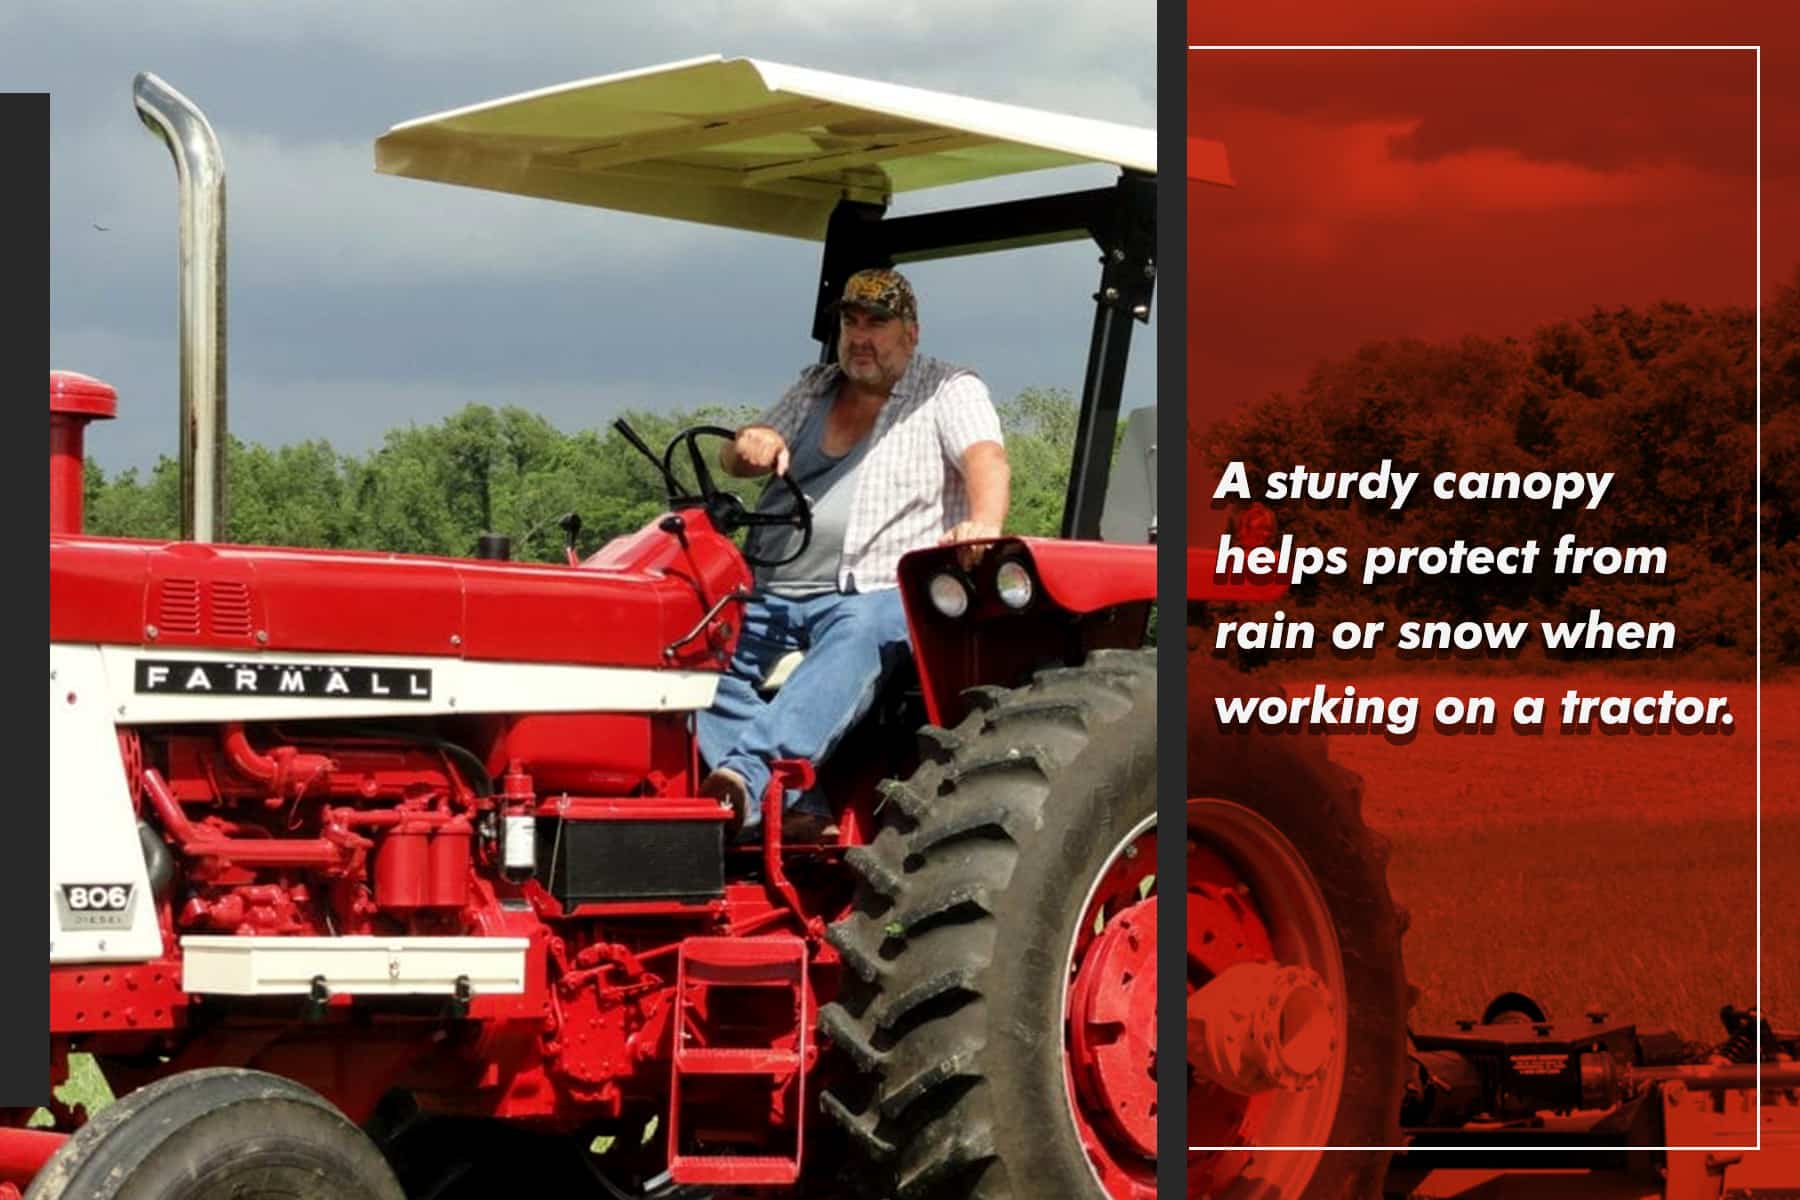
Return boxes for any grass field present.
[1301,672,1792,1042]
[47,1054,111,1123]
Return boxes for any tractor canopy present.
[374,54,1182,239]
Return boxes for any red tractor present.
[32,58,1180,1200]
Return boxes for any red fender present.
[1013,537,1155,612]
[897,538,1154,728]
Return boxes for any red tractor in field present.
[32,59,1176,1200]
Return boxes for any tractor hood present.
[374,55,1217,239]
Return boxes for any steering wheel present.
[662,425,813,568]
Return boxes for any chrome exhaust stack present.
[134,72,227,542]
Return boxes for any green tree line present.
[1198,270,1799,666]
[81,388,1107,559]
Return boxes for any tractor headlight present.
[927,572,971,618]
[994,560,1034,610]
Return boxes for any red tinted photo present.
[1184,46,1792,1197]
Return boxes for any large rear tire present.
[1186,658,1408,1199]
[820,649,1158,1199]
[25,1068,404,1200]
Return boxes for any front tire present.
[820,649,1158,1199]
[26,1068,404,1200]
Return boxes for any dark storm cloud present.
[1187,0,1797,180]
[1189,0,1794,49]
[1193,52,1760,177]
[1183,42,1768,443]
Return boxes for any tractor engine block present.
[141,724,489,939]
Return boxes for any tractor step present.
[665,1156,801,1186]
[668,936,809,1186]
[676,1048,802,1075]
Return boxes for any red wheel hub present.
[1064,825,1156,1200]
[1186,800,1350,1200]
[1069,896,1157,1157]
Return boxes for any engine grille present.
[155,578,202,635]
[209,581,253,636]
[153,577,256,640]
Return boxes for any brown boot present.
[699,767,751,834]
[779,809,841,844]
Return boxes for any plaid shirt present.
[756,353,1003,592]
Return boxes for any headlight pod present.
[927,571,972,618]
[994,559,1034,609]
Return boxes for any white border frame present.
[1184,42,1764,1156]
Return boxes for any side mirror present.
[1099,406,1156,544]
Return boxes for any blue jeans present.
[696,588,911,830]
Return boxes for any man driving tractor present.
[697,267,1011,839]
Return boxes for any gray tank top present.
[748,399,873,596]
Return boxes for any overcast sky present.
[1188,45,1767,429]
[1185,1,1794,428]
[1180,0,1793,539]
[11,1,1156,474]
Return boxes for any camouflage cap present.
[834,267,918,323]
